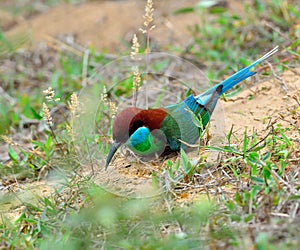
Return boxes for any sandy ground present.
[1,0,200,53]
[223,70,299,137]
[0,0,252,53]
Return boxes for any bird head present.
[105,107,168,169]
[105,107,142,169]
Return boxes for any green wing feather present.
[163,86,222,150]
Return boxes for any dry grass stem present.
[82,49,90,87]
[140,0,156,109]
[266,61,289,93]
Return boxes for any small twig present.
[291,94,300,106]
[44,34,82,56]
[256,55,295,73]
[246,127,272,153]
[291,202,299,219]
[266,61,289,93]
[48,124,59,145]
[140,0,155,109]
[82,48,90,87]
[45,34,117,60]
[0,86,15,104]
[270,212,290,218]
[178,139,199,148]
[263,20,291,41]
[288,158,300,163]
[270,168,296,193]
[50,104,70,126]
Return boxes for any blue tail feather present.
[197,46,278,98]
[184,47,278,127]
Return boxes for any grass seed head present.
[43,87,55,101]
[133,66,141,90]
[109,101,118,119]
[69,93,78,114]
[131,34,140,59]
[2,135,14,145]
[140,0,155,33]
[43,102,53,126]
[101,86,108,104]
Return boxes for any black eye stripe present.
[130,120,144,135]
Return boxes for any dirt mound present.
[2,0,200,53]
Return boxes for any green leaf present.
[262,151,271,161]
[252,142,267,152]
[250,185,260,197]
[151,172,159,187]
[235,192,243,205]
[279,129,292,147]
[277,149,289,159]
[151,59,170,71]
[226,201,236,211]
[227,125,234,144]
[223,145,240,154]
[230,214,241,222]
[19,148,29,166]
[244,213,254,223]
[173,7,195,15]
[8,146,18,161]
[166,160,173,168]
[205,145,241,155]
[243,129,248,156]
[289,195,300,200]
[247,151,260,165]
[45,135,53,149]
[251,176,264,184]
[209,7,226,14]
[229,165,239,179]
[185,88,193,98]
[0,27,14,54]
[14,212,26,224]
[262,165,271,180]
[181,148,192,173]
[174,159,180,171]
[31,107,43,120]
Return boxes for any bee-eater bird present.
[105,47,278,169]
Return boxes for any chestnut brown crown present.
[112,107,168,143]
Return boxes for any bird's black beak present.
[105,142,121,170]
